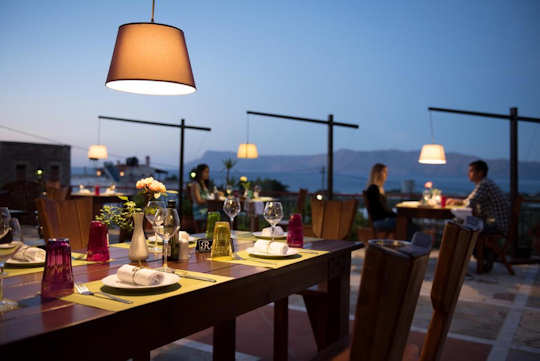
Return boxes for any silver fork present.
[74,283,133,304]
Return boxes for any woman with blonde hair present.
[365,163,396,232]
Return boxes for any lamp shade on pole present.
[418,144,446,164]
[237,143,258,159]
[106,23,196,96]
[88,145,108,160]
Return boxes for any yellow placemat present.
[211,248,328,269]
[61,270,232,312]
[111,242,196,249]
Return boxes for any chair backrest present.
[311,198,358,240]
[419,222,479,361]
[35,198,93,250]
[350,238,432,361]
[362,191,377,237]
[296,188,308,216]
[46,186,69,201]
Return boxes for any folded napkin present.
[116,264,164,286]
[253,239,288,255]
[179,231,190,242]
[261,226,284,237]
[12,245,46,262]
[451,207,472,221]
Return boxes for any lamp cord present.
[151,0,155,23]
[429,110,434,143]
[98,117,101,144]
[246,113,250,144]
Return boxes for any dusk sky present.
[1,0,539,169]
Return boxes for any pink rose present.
[424,181,433,189]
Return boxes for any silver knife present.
[176,271,217,283]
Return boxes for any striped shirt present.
[465,178,510,235]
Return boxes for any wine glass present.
[223,197,241,236]
[154,208,180,273]
[145,200,166,253]
[263,202,283,243]
[225,184,233,196]
[0,208,22,312]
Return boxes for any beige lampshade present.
[88,145,108,160]
[418,144,446,164]
[106,23,196,96]
[237,143,259,159]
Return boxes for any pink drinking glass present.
[41,238,74,299]
[87,221,110,262]
[287,213,304,248]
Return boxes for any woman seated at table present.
[365,163,397,232]
[191,164,210,228]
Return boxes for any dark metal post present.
[509,107,518,207]
[328,114,334,200]
[179,118,185,213]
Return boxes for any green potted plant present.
[95,201,141,243]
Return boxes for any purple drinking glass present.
[41,238,74,299]
[287,213,304,248]
[87,221,110,262]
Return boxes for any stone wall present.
[0,141,71,187]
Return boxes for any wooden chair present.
[35,198,93,250]
[311,198,358,240]
[474,195,521,275]
[314,235,432,361]
[46,186,69,201]
[419,221,479,361]
[362,190,395,239]
[320,222,477,361]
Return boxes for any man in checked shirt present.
[447,160,510,271]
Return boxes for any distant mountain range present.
[185,149,540,179]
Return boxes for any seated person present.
[447,160,510,271]
[447,160,509,235]
[190,164,211,228]
[365,163,396,232]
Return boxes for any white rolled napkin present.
[253,239,288,255]
[12,245,46,262]
[179,231,190,242]
[261,226,284,237]
[116,264,165,286]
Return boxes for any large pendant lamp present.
[105,0,196,96]
[419,111,446,164]
[88,118,108,160]
[237,114,259,159]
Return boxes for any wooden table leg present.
[396,213,408,240]
[274,297,288,361]
[326,254,352,345]
[213,319,236,361]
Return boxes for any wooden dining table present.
[0,238,362,361]
[395,201,455,240]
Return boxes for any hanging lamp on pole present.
[237,113,258,159]
[88,118,108,160]
[419,110,446,164]
[105,0,196,96]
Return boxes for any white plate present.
[0,242,18,249]
[6,258,44,267]
[252,232,287,240]
[101,272,180,290]
[246,247,298,258]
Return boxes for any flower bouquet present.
[422,181,442,206]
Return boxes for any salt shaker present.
[179,238,190,261]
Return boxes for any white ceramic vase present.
[128,212,149,261]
